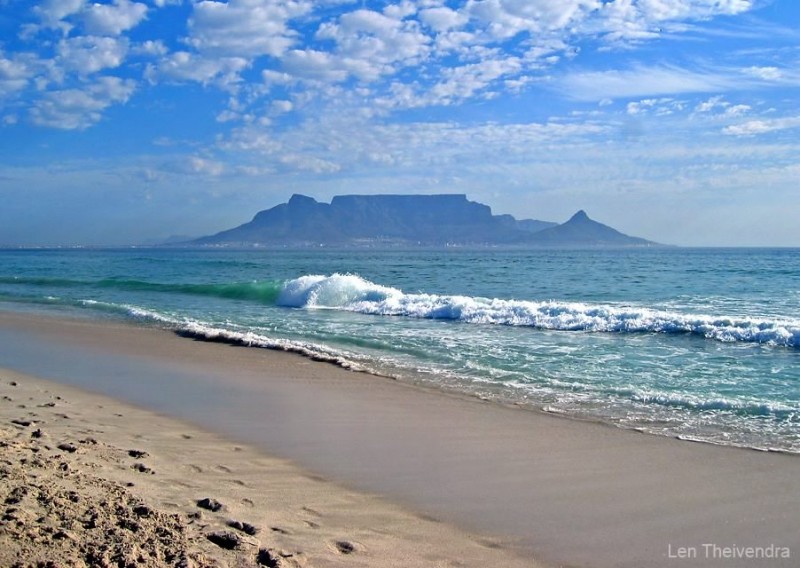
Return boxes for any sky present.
[0,0,798,247]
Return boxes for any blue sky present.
[1,0,798,246]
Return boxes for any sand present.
[0,368,537,568]
[1,310,799,567]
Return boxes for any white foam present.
[120,303,367,371]
[277,273,400,308]
[276,274,800,348]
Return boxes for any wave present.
[6,273,799,347]
[277,274,800,348]
[81,301,369,372]
[1,276,283,305]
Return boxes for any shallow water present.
[1,247,798,451]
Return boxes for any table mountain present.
[192,194,657,247]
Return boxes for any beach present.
[1,310,799,567]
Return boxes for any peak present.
[568,210,591,223]
[288,194,317,205]
[289,193,315,202]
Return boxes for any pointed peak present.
[568,210,591,223]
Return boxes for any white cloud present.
[557,65,740,101]
[693,95,750,117]
[57,36,128,75]
[148,51,248,87]
[271,100,293,114]
[132,40,169,57]
[469,0,598,40]
[419,7,468,32]
[187,0,312,58]
[743,66,782,81]
[220,116,610,177]
[315,9,431,81]
[280,153,341,173]
[30,76,136,129]
[281,50,349,83]
[425,56,523,105]
[83,0,148,36]
[33,0,85,32]
[723,116,800,136]
[695,94,725,112]
[724,104,750,117]
[186,156,225,176]
[0,54,33,97]
[596,0,753,44]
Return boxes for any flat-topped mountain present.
[191,194,658,247]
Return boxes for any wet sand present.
[1,310,799,567]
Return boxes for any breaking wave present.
[276,274,800,348]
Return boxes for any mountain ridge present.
[190,194,660,248]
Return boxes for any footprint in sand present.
[256,548,306,568]
[196,497,224,512]
[333,540,364,555]
[206,530,241,550]
[227,519,260,536]
[131,462,154,474]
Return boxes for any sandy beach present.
[1,310,799,567]
[0,366,539,568]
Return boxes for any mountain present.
[192,194,658,247]
[527,210,655,246]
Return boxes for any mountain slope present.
[192,195,658,247]
[528,210,655,246]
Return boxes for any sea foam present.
[276,274,800,348]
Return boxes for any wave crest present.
[277,274,800,348]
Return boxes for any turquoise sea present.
[1,247,798,452]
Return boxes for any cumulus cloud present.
[743,66,782,81]
[596,0,752,44]
[0,54,33,97]
[33,0,85,33]
[57,36,128,75]
[723,116,800,136]
[424,56,524,105]
[281,49,349,83]
[694,95,750,117]
[419,7,468,32]
[315,9,431,81]
[82,0,148,36]
[147,51,248,87]
[187,0,312,57]
[1,0,775,134]
[30,76,136,129]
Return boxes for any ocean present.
[1,247,798,452]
